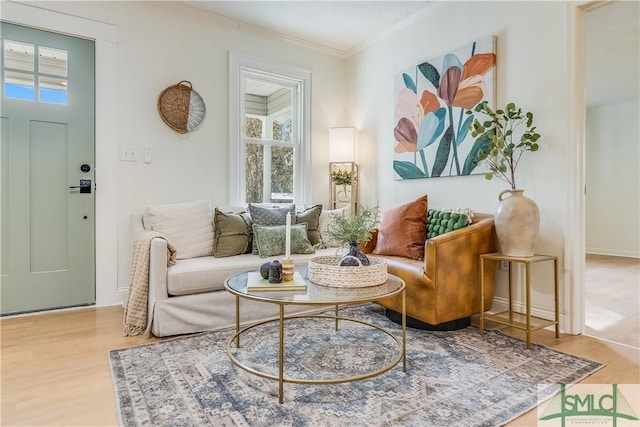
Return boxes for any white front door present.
[1,22,96,315]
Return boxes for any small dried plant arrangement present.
[328,205,380,245]
[331,169,353,186]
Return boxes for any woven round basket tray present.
[157,81,206,134]
[308,256,388,288]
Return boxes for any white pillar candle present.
[285,212,292,258]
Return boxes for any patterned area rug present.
[109,304,603,426]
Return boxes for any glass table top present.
[225,266,404,305]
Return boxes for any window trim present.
[229,52,311,206]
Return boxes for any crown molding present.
[345,1,444,58]
[180,1,438,60]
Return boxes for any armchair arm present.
[148,237,170,327]
[424,214,497,278]
[423,214,498,320]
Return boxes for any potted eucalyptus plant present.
[327,205,379,266]
[468,101,542,257]
[468,101,540,190]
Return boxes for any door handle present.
[69,179,92,194]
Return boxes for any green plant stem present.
[457,107,466,142]
[469,101,540,190]
[449,107,467,176]
[420,150,430,177]
[448,106,461,175]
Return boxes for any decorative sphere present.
[260,262,270,279]
[339,255,360,267]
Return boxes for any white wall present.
[347,1,572,323]
[586,100,640,257]
[5,1,347,305]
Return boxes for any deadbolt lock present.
[69,179,92,194]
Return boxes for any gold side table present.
[479,253,559,349]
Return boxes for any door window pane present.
[38,46,67,77]
[3,40,36,101]
[39,76,67,105]
[3,40,35,72]
[4,70,35,101]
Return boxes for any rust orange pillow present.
[372,195,428,260]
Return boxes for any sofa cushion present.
[213,208,253,257]
[318,206,350,247]
[253,223,315,258]
[166,247,338,296]
[248,204,296,254]
[144,200,214,259]
[296,204,322,245]
[373,195,428,260]
[427,209,470,239]
[167,255,259,295]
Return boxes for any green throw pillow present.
[252,223,315,258]
[427,209,469,239]
[248,204,296,254]
[213,209,253,257]
[296,204,322,245]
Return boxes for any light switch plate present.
[144,145,152,164]
[121,145,138,162]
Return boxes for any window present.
[229,53,311,206]
[2,40,68,105]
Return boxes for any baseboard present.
[116,287,128,307]
[586,248,640,258]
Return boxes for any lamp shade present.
[329,127,357,162]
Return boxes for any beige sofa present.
[133,202,341,337]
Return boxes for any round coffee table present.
[224,265,406,404]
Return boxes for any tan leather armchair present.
[361,213,498,329]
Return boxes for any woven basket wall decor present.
[157,81,206,134]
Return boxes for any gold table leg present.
[235,295,240,348]
[525,262,532,350]
[402,288,407,372]
[278,304,284,404]
[508,261,513,324]
[479,257,485,336]
[554,258,560,339]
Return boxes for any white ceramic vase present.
[337,185,351,202]
[495,189,540,257]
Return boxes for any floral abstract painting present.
[393,36,497,180]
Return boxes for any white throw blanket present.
[123,231,177,336]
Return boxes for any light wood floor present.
[1,305,638,426]
[584,254,639,348]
